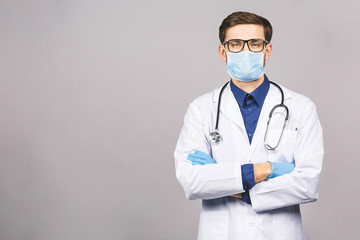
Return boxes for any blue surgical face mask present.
[226,51,265,82]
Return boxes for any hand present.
[230,192,251,204]
[187,151,216,166]
[230,193,242,199]
[253,162,272,183]
[268,162,295,179]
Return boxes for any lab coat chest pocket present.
[267,129,298,163]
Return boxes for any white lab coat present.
[174,83,323,240]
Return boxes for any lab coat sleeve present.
[174,101,245,200]
[249,100,324,212]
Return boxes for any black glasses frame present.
[223,39,269,53]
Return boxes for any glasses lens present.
[228,40,244,53]
[248,39,265,52]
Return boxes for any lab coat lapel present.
[215,85,246,131]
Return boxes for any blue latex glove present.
[268,161,295,179]
[187,151,216,166]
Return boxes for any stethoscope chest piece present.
[209,82,229,144]
[210,131,221,143]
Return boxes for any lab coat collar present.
[214,83,246,130]
[212,79,292,103]
[212,81,293,159]
[229,75,271,108]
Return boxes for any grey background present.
[0,0,359,239]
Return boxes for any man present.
[174,11,323,240]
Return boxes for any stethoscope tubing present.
[214,82,230,131]
[211,80,289,147]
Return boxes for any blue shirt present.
[230,75,270,203]
[230,75,270,143]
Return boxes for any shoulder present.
[281,85,317,109]
[189,85,223,108]
[183,85,225,120]
[279,85,320,125]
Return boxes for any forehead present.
[225,24,265,41]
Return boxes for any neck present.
[231,75,265,93]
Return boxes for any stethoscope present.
[209,81,289,150]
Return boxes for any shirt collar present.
[230,74,270,107]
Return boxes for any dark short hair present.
[219,11,273,43]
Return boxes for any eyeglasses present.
[223,39,268,53]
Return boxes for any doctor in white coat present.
[174,11,323,240]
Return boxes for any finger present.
[187,154,209,162]
[231,194,242,199]
[187,155,202,161]
[191,161,203,166]
[188,156,210,164]
[193,151,216,163]
[194,151,210,157]
[187,153,207,159]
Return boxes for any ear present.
[218,44,227,63]
[265,43,272,61]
